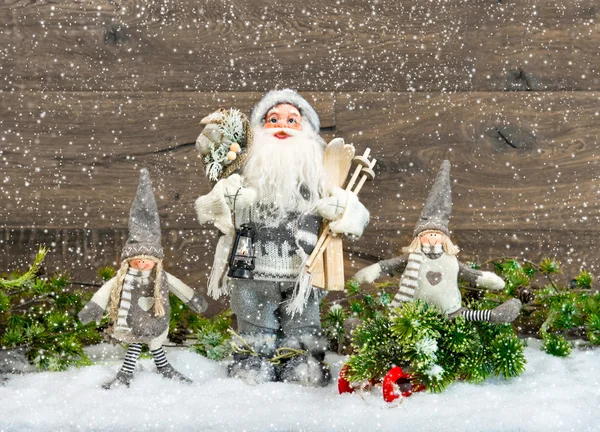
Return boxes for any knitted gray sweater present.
[238,201,322,281]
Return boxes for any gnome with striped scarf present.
[354,160,521,323]
[78,168,208,389]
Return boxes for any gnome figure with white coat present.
[79,168,208,389]
[355,160,522,323]
[195,90,370,386]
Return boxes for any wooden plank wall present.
[1,0,599,316]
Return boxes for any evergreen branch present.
[483,256,561,292]
[0,246,48,290]
[481,255,511,266]
[8,294,50,312]
[67,281,102,288]
[522,259,560,292]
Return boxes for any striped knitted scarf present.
[390,244,443,308]
[114,269,152,332]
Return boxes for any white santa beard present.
[243,126,326,222]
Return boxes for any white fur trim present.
[354,263,382,284]
[229,357,275,385]
[285,356,328,387]
[250,89,320,134]
[242,333,278,353]
[280,335,328,352]
[476,272,505,291]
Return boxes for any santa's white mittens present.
[328,190,370,237]
[315,187,348,221]
[195,181,234,236]
[476,271,505,291]
[221,174,257,210]
[354,263,382,284]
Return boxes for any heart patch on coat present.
[426,271,443,286]
[138,297,155,312]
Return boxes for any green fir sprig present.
[344,300,526,392]
[0,247,104,371]
[479,257,599,352]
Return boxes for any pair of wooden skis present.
[306,139,377,291]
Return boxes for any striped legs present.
[120,345,170,372]
[459,309,492,322]
[150,346,169,370]
[122,345,184,374]
[120,343,143,374]
[105,344,191,388]
[103,343,141,389]
[152,346,193,383]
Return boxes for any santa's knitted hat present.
[121,168,164,260]
[413,160,452,237]
[250,89,320,134]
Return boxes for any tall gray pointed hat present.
[413,160,452,237]
[121,168,164,260]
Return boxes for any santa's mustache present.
[265,127,301,137]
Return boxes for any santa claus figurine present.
[354,160,521,323]
[195,90,370,386]
[78,168,208,389]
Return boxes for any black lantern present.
[228,223,256,279]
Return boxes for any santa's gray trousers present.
[229,279,325,353]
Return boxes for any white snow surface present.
[1,340,598,432]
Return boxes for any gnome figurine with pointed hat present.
[354,160,521,323]
[78,168,208,389]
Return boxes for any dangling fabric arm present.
[166,272,208,314]
[78,277,116,324]
[458,262,505,291]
